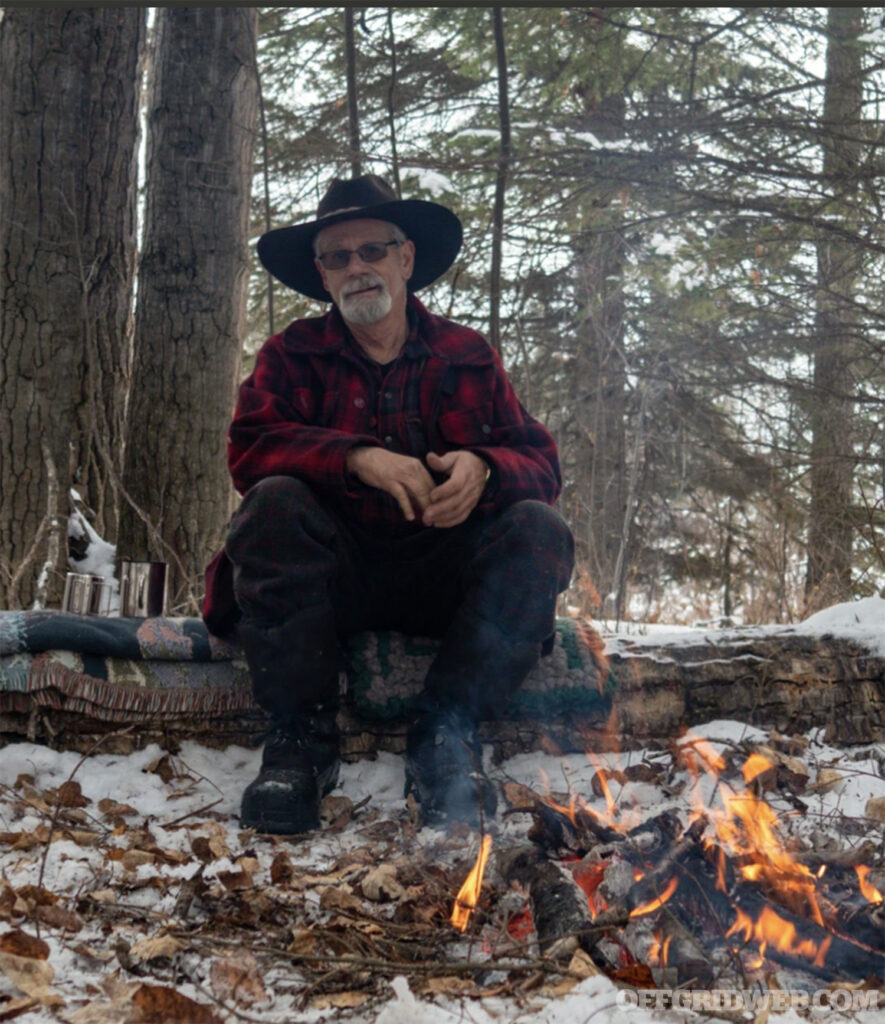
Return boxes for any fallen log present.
[1,611,884,755]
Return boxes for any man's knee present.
[235,475,318,517]
[494,501,575,582]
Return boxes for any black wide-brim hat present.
[257,174,463,302]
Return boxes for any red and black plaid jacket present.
[203,295,562,634]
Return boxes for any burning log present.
[498,847,621,961]
[729,885,885,980]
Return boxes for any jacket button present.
[384,435,394,446]
[354,397,366,408]
[482,424,492,435]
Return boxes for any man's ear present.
[400,239,416,281]
[315,257,331,294]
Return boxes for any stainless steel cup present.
[62,572,114,615]
[119,560,168,618]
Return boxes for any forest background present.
[1,5,884,628]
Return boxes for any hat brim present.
[257,198,463,302]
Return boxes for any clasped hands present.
[346,446,489,528]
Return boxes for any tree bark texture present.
[568,23,628,620]
[488,6,510,354]
[805,7,865,613]
[118,7,259,613]
[345,8,362,178]
[0,8,144,609]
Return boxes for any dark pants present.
[225,476,574,722]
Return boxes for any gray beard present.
[339,277,393,324]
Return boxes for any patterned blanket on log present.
[0,611,609,755]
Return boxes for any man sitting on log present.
[202,174,574,833]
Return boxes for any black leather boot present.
[404,707,497,827]
[240,712,340,834]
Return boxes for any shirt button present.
[354,397,366,408]
[384,391,392,400]
[384,435,394,446]
[482,424,492,435]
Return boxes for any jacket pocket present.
[437,404,495,447]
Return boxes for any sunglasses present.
[317,240,401,271]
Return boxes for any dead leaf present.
[97,798,138,818]
[0,931,50,960]
[128,935,182,963]
[217,856,258,891]
[419,977,482,997]
[538,977,580,997]
[809,768,844,794]
[0,996,38,1021]
[501,781,539,810]
[0,951,62,1005]
[287,929,316,956]
[37,905,83,933]
[319,884,362,913]
[62,830,102,848]
[309,990,371,1010]
[866,796,885,823]
[43,780,89,808]
[128,983,222,1023]
[14,886,56,909]
[120,850,156,872]
[208,952,268,1006]
[142,754,175,784]
[86,889,117,906]
[71,943,115,964]
[320,794,353,827]
[270,851,294,885]
[361,863,404,902]
[568,947,600,979]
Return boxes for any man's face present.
[314,218,415,326]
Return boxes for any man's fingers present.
[390,483,417,521]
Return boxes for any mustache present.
[341,273,386,298]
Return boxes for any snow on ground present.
[1,597,884,1022]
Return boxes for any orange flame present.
[727,905,831,968]
[856,865,883,905]
[741,753,774,785]
[630,876,679,918]
[450,834,492,932]
[717,789,824,925]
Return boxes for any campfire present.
[470,724,885,1000]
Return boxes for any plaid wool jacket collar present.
[279,296,495,367]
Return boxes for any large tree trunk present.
[0,8,143,610]
[804,7,864,613]
[118,7,259,614]
[569,17,628,620]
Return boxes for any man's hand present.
[346,447,436,522]
[423,450,489,528]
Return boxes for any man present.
[203,174,574,834]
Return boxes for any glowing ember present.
[856,865,883,905]
[450,834,492,932]
[630,877,679,918]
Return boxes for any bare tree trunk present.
[804,7,864,613]
[117,7,259,614]
[569,16,628,620]
[488,7,511,355]
[345,8,362,177]
[386,8,401,198]
[0,7,144,609]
